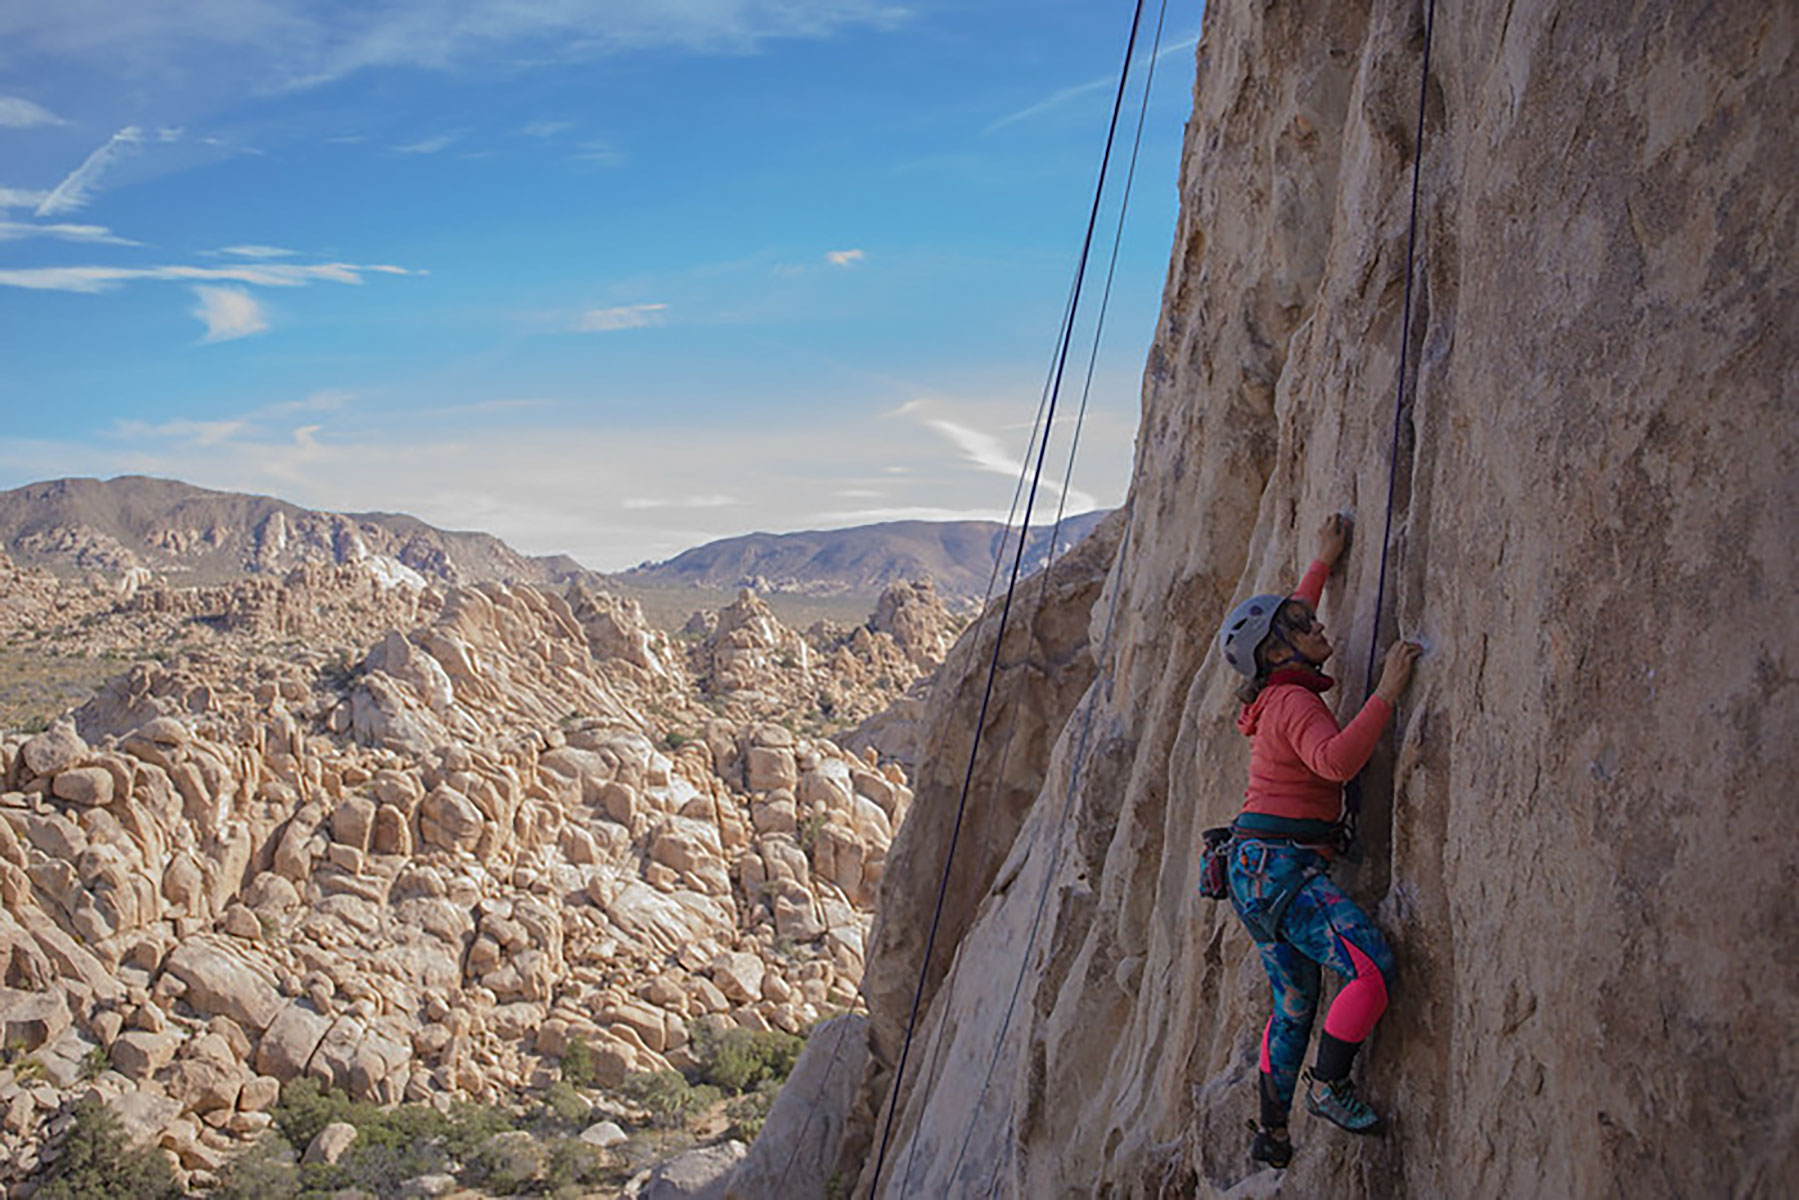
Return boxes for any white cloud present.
[986,33,1200,133]
[814,503,1016,523]
[293,389,353,411]
[0,260,414,294]
[211,244,296,259]
[621,495,738,510]
[519,120,576,138]
[0,96,66,128]
[394,132,460,154]
[826,248,865,266]
[923,416,1023,478]
[0,220,138,245]
[573,140,625,166]
[111,417,250,444]
[910,404,1101,513]
[36,127,145,216]
[0,385,1134,572]
[576,303,667,332]
[0,187,52,210]
[0,3,911,100]
[191,285,270,342]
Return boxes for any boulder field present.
[0,552,961,1192]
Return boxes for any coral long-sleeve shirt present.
[1236,559,1393,824]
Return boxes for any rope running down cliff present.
[927,0,1169,1192]
[865,4,1153,1194]
[1350,0,1438,836]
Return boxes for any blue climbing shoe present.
[1246,1120,1292,1169]
[1303,1069,1383,1134]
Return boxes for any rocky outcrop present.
[747,3,1798,1197]
[856,512,1123,1082]
[0,556,946,1191]
[0,475,588,590]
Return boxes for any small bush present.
[271,1077,518,1195]
[34,1097,180,1200]
[561,1038,600,1088]
[212,1132,301,1200]
[724,1079,783,1141]
[79,1044,110,1081]
[543,1137,606,1192]
[619,1071,714,1131]
[533,1081,592,1131]
[689,1025,804,1095]
[797,812,828,856]
[464,1130,544,1195]
[438,1100,519,1159]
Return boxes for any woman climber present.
[1214,512,1421,1169]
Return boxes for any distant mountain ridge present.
[0,476,1111,603]
[0,476,588,589]
[616,512,1111,601]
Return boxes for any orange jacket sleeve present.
[1274,688,1394,783]
[1293,558,1331,609]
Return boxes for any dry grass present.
[0,644,136,734]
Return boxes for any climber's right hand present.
[1375,640,1422,704]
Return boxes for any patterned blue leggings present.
[1226,840,1396,1117]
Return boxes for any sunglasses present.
[1278,601,1321,633]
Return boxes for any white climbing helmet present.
[1218,593,1287,677]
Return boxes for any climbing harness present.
[1226,837,1326,945]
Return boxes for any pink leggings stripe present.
[1322,934,1388,1043]
[1259,1015,1274,1073]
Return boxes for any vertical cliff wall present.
[849,1,1797,1196]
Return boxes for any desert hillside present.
[0,476,1102,617]
[0,533,969,1194]
[616,513,1110,603]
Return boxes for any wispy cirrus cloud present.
[519,120,576,138]
[2,2,909,96]
[826,248,865,266]
[109,417,250,445]
[573,140,625,166]
[35,127,144,216]
[0,220,138,245]
[899,399,1101,513]
[0,96,66,128]
[394,132,461,154]
[0,261,414,294]
[209,244,296,259]
[985,33,1200,133]
[0,187,52,210]
[621,494,738,510]
[191,286,269,343]
[575,303,667,332]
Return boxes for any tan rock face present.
[827,3,1799,1198]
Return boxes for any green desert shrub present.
[34,1097,180,1200]
[212,1132,301,1200]
[560,1037,601,1088]
[619,1070,717,1131]
[271,1077,517,1195]
[690,1025,804,1095]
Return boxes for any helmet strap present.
[1267,627,1320,671]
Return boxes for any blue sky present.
[0,1,1197,570]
